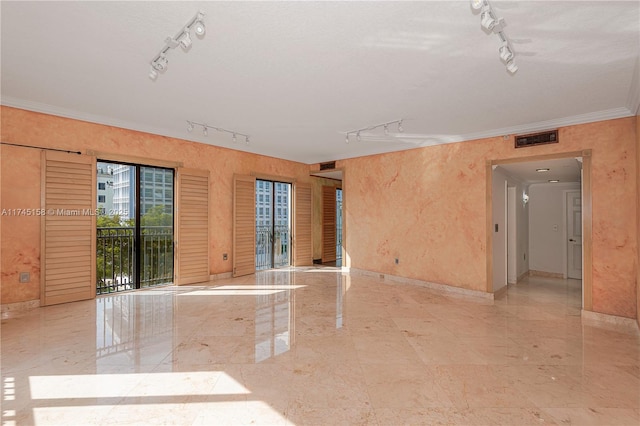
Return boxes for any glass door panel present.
[255,180,291,270]
[140,166,174,288]
[96,162,174,294]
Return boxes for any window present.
[98,182,106,190]
[98,195,106,203]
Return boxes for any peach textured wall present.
[636,115,640,327]
[339,117,638,319]
[0,107,311,305]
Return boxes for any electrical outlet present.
[19,272,30,283]
[223,253,228,261]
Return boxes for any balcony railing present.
[256,225,290,270]
[97,226,173,294]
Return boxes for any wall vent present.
[319,161,336,171]
[515,130,558,148]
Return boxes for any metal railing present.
[97,226,173,294]
[256,224,290,270]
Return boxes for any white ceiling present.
[497,157,582,184]
[1,1,639,164]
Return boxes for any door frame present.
[486,150,592,310]
[96,160,176,291]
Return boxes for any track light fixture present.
[499,44,514,62]
[194,19,206,37]
[148,11,205,80]
[179,31,192,50]
[186,121,251,145]
[344,119,405,143]
[470,0,518,74]
[470,0,484,10]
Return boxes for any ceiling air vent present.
[515,130,558,148]
[319,161,336,171]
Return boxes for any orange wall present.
[339,117,638,319]
[2,107,638,320]
[637,115,640,327]
[0,107,311,305]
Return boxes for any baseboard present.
[209,272,233,281]
[1,299,40,318]
[493,285,509,298]
[517,270,529,282]
[529,270,564,279]
[582,310,640,334]
[348,268,493,300]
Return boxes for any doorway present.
[96,161,174,294]
[488,152,592,310]
[255,179,292,270]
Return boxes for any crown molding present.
[1,96,634,164]
[0,96,247,152]
[457,107,634,142]
[627,56,640,116]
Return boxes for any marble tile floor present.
[1,269,639,425]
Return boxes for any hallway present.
[2,270,639,425]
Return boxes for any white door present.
[566,191,582,279]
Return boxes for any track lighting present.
[194,17,206,37]
[148,11,206,80]
[186,120,251,145]
[152,55,168,71]
[470,0,484,10]
[499,44,514,62]
[179,30,192,50]
[480,10,496,31]
[470,0,519,74]
[344,119,405,143]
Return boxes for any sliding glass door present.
[255,180,291,270]
[96,161,174,294]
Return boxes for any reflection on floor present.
[2,271,639,425]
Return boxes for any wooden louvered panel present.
[321,186,336,263]
[41,152,96,306]
[233,175,256,277]
[293,183,313,266]
[175,169,210,285]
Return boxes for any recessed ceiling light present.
[548,179,559,183]
[536,168,550,172]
